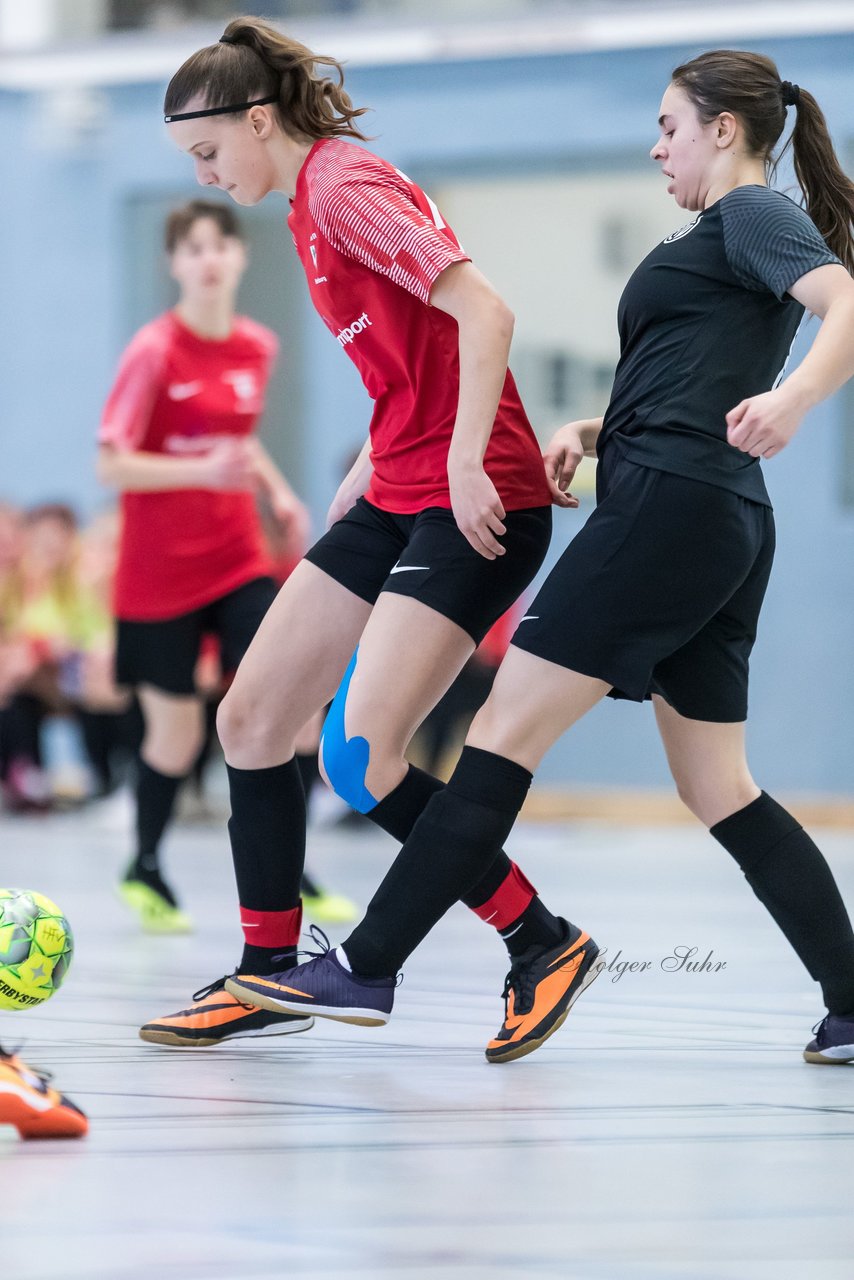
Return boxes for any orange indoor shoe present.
[139,974,314,1047]
[0,1047,88,1139]
[486,922,602,1064]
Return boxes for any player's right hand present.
[542,425,584,508]
[200,438,256,491]
[448,464,507,560]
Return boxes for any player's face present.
[167,101,277,206]
[650,84,722,211]
[169,217,247,301]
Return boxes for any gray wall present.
[2,32,854,791]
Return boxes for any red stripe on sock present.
[471,863,536,931]
[240,904,303,949]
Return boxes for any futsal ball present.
[0,889,73,1010]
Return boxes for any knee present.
[215,689,243,758]
[143,720,203,777]
[672,772,703,820]
[670,767,759,829]
[319,704,378,814]
[216,686,282,762]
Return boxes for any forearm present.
[447,296,514,472]
[97,447,207,492]
[576,417,605,456]
[784,295,854,411]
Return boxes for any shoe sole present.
[803,1048,854,1065]
[486,948,604,1064]
[224,977,389,1026]
[139,1017,314,1048]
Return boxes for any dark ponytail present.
[781,89,854,274]
[164,15,369,142]
[672,50,854,273]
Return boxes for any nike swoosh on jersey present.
[389,565,430,575]
[167,381,203,401]
[519,615,539,622]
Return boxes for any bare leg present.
[652,694,759,826]
[653,694,854,1018]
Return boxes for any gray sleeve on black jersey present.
[721,189,840,300]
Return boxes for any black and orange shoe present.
[138,975,314,1047]
[0,1045,88,1139]
[486,920,602,1064]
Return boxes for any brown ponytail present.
[672,50,854,273]
[781,89,854,274]
[164,15,370,142]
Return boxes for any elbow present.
[498,299,515,344]
[488,294,515,347]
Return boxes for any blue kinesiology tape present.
[320,648,378,814]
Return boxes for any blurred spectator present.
[0,502,139,810]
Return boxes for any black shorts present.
[304,498,552,645]
[510,453,775,723]
[115,577,277,697]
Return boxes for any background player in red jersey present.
[98,199,308,936]
[137,17,596,1050]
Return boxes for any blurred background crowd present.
[0,499,139,810]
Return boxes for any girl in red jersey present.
[99,199,308,935]
[138,17,579,1049]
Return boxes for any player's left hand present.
[725,388,806,459]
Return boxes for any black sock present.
[500,896,564,958]
[296,752,324,898]
[128,760,183,902]
[460,848,563,956]
[368,763,544,930]
[77,710,115,794]
[239,943,298,976]
[295,752,321,820]
[344,748,532,977]
[711,791,854,1015]
[226,759,306,913]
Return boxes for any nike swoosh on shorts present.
[389,565,430,575]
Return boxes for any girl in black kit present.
[232,50,854,1066]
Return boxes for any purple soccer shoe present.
[804,1012,854,1064]
[225,927,396,1027]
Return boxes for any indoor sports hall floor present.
[2,791,853,1279]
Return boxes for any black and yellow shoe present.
[486,921,602,1064]
[118,878,193,934]
[302,889,358,925]
[139,975,314,1047]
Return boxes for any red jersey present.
[289,139,550,514]
[99,311,276,621]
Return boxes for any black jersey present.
[599,185,839,506]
